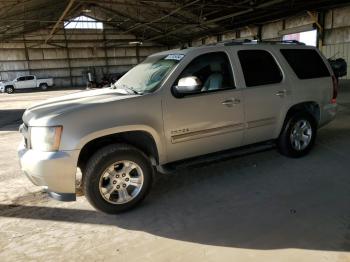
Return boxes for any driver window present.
[17,77,25,81]
[177,52,234,94]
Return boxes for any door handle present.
[275,90,287,97]
[222,98,240,107]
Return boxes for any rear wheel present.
[83,144,153,214]
[278,112,317,158]
[5,86,14,94]
[40,83,48,91]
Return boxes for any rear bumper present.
[319,103,337,127]
[18,141,79,201]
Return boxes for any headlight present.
[30,126,62,151]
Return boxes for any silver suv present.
[18,40,338,213]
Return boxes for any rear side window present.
[280,49,330,79]
[238,50,283,87]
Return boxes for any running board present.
[156,141,275,174]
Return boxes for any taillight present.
[331,75,338,104]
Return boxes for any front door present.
[14,76,27,89]
[162,51,245,163]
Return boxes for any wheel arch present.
[278,101,320,137]
[77,130,160,174]
[286,101,320,123]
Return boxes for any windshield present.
[111,54,183,94]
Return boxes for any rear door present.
[235,48,292,145]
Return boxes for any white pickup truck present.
[0,75,54,94]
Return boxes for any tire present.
[40,83,48,91]
[277,112,317,158]
[83,144,153,214]
[5,86,14,94]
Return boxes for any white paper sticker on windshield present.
[165,54,185,61]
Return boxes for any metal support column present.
[317,11,326,48]
[257,25,262,41]
[136,43,140,63]
[63,29,73,87]
[23,35,31,75]
[102,28,109,74]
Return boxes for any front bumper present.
[18,141,79,201]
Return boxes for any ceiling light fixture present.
[82,5,92,13]
[129,41,143,45]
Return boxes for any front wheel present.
[278,112,317,158]
[83,144,153,214]
[5,86,14,94]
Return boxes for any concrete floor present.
[0,86,350,262]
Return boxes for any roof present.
[149,40,317,60]
[0,0,348,45]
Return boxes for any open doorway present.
[283,29,317,46]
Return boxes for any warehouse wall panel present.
[0,28,167,86]
[0,50,26,61]
[321,6,350,79]
[321,43,350,79]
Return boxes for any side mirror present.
[173,76,202,97]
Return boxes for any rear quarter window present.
[280,49,330,79]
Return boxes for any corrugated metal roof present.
[0,0,348,44]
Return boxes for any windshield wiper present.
[123,86,141,95]
[111,84,141,95]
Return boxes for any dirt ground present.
[0,86,350,262]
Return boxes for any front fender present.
[70,125,167,164]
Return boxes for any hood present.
[23,88,137,125]
[0,81,13,86]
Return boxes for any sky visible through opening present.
[283,29,317,46]
[64,15,103,29]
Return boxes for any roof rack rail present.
[204,39,253,46]
[221,39,305,46]
[259,40,306,45]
